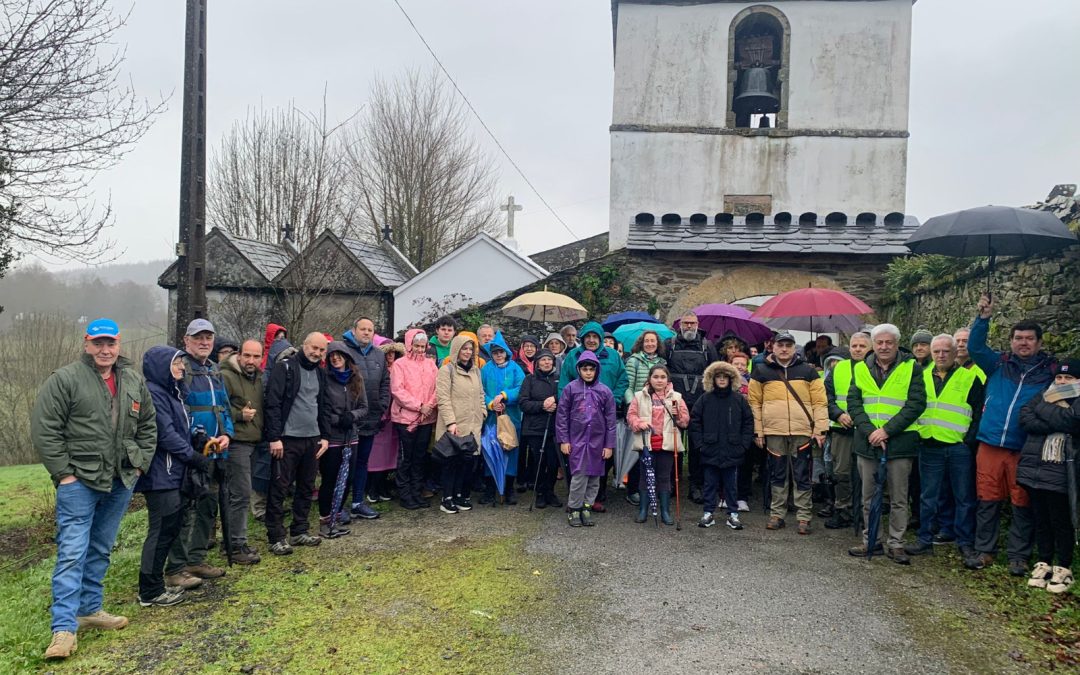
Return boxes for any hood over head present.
[268,335,295,366]
[326,341,355,364]
[576,349,600,372]
[144,346,187,390]
[543,332,566,349]
[403,328,428,359]
[448,334,477,365]
[579,321,604,343]
[487,331,513,360]
[379,341,406,357]
[211,336,240,363]
[703,361,740,392]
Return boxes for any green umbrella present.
[613,321,675,350]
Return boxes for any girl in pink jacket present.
[391,329,439,509]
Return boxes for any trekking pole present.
[528,414,552,512]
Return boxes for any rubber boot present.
[659,491,674,526]
[635,494,648,523]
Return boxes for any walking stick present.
[529,414,552,512]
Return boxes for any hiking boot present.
[270,540,293,556]
[727,513,744,530]
[454,496,473,511]
[964,552,994,570]
[352,503,380,520]
[534,493,548,509]
[503,491,518,506]
[736,500,750,513]
[568,510,583,527]
[184,563,225,579]
[1047,566,1074,594]
[230,545,261,565]
[1008,560,1028,577]
[958,545,977,561]
[164,571,203,590]
[139,589,185,608]
[689,486,704,504]
[401,497,422,510]
[545,493,562,508]
[319,522,349,539]
[417,497,432,508]
[886,547,911,565]
[824,512,853,529]
[766,516,785,530]
[816,504,835,518]
[932,533,956,545]
[581,507,595,527]
[440,498,459,514]
[1028,562,1053,589]
[848,542,885,557]
[590,501,605,513]
[44,631,77,660]
[698,512,715,528]
[626,492,641,506]
[289,533,322,547]
[76,610,129,630]
[904,541,934,556]
[421,488,435,499]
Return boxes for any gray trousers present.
[568,474,600,510]
[858,455,913,549]
[226,443,254,548]
[831,433,854,512]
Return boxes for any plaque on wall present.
[724,195,773,216]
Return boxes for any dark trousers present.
[737,445,766,501]
[266,436,319,544]
[166,486,217,573]
[318,442,354,518]
[251,442,271,495]
[703,465,739,515]
[395,423,434,503]
[1029,487,1075,568]
[639,451,674,495]
[226,442,254,548]
[687,434,703,490]
[597,456,614,503]
[438,453,476,499]
[917,443,976,548]
[348,435,376,507]
[139,489,184,599]
[522,433,559,496]
[974,499,1035,561]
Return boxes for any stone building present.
[158,227,416,341]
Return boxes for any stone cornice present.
[610,123,910,139]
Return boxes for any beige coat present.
[435,335,487,448]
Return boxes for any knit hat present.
[1055,358,1080,376]
[911,329,933,346]
[534,349,556,371]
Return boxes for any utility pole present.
[174,0,208,343]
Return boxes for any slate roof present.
[217,228,294,281]
[626,212,920,256]
[341,237,413,287]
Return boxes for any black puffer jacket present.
[1017,391,1080,494]
[519,360,559,438]
[689,362,754,469]
[319,343,370,445]
[663,330,720,407]
[341,330,390,436]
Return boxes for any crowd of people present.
[30,296,1080,661]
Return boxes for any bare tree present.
[0,0,165,271]
[207,97,360,246]
[346,69,500,271]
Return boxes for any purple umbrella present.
[674,303,773,345]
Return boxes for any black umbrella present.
[904,206,1078,297]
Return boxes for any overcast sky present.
[40,0,1080,270]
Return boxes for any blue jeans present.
[51,478,134,632]
[349,435,376,505]
[918,443,975,547]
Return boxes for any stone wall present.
[528,233,610,273]
[880,249,1080,355]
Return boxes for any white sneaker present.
[698,512,715,528]
[727,513,744,530]
[1047,566,1074,594]
[1028,561,1052,589]
[719,500,727,509]
[737,500,750,513]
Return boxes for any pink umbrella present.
[673,303,773,344]
[751,288,872,335]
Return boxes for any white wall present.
[393,238,546,333]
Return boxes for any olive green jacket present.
[32,353,157,491]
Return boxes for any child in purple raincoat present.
[556,351,617,527]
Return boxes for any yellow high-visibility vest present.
[853,359,917,432]
[830,360,854,429]
[917,366,977,444]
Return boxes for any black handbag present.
[433,432,476,461]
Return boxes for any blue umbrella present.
[602,311,659,332]
[481,419,507,496]
[865,444,888,559]
[613,322,675,350]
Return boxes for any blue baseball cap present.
[86,318,120,340]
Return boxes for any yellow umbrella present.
[502,287,587,323]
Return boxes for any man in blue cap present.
[32,318,158,660]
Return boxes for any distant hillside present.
[56,259,172,287]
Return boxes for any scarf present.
[330,365,352,385]
[1040,382,1080,463]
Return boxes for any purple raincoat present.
[555,351,617,476]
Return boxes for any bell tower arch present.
[727,5,791,130]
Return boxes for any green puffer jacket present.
[32,353,157,491]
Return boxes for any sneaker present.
[698,512,715,528]
[44,631,77,660]
[1028,562,1053,589]
[1047,566,1074,594]
[164,571,203,590]
[352,503,380,520]
[719,500,727,509]
[76,610,129,630]
[440,499,459,514]
[364,494,379,504]
[336,510,352,525]
[270,540,293,556]
[766,516,785,530]
[848,542,885,557]
[546,493,562,508]
[138,589,185,608]
[378,492,393,502]
[736,500,750,513]
[319,522,349,539]
[581,507,595,527]
[904,540,935,556]
[1008,560,1028,577]
[626,492,641,506]
[824,512,853,530]
[289,533,322,547]
[568,510,582,527]
[964,552,994,570]
[589,500,604,513]
[932,533,957,545]
[727,513,744,530]
[454,496,473,511]
[184,563,225,579]
[230,545,261,565]
[797,520,811,535]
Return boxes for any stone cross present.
[500,195,523,238]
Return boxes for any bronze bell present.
[734,67,780,114]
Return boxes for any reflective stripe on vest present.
[830,360,854,429]
[853,359,918,432]
[917,366,977,443]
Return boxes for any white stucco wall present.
[609,1,913,249]
[393,237,547,333]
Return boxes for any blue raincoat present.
[481,332,525,477]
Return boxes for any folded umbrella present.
[480,419,507,496]
[602,311,659,332]
[613,321,675,351]
[865,444,888,560]
[614,421,639,492]
[674,303,773,345]
[328,435,354,536]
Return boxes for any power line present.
[389,0,580,241]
